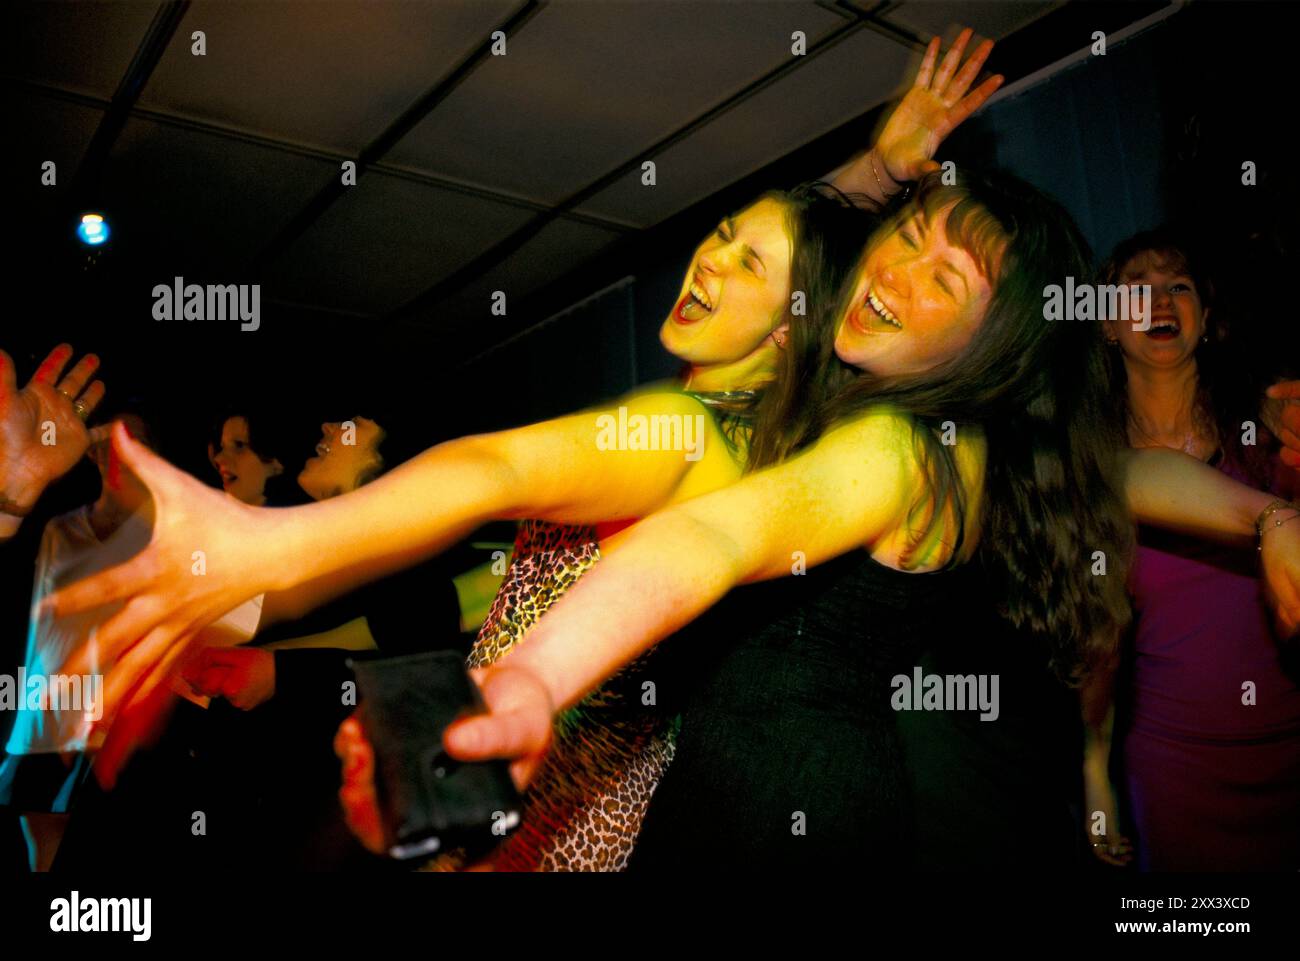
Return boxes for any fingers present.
[78,380,106,419]
[92,677,179,791]
[443,709,549,763]
[336,719,385,854]
[932,27,973,93]
[945,38,995,104]
[94,614,199,724]
[55,352,100,402]
[54,580,162,674]
[913,36,940,89]
[30,344,73,387]
[1266,380,1300,400]
[947,74,1004,129]
[107,419,163,488]
[0,349,16,398]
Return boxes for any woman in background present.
[1084,230,1300,870]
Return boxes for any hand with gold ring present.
[1,344,105,530]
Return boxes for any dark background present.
[3,0,1299,869]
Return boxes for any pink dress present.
[1120,452,1300,870]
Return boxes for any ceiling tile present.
[137,0,518,154]
[873,1,1065,42]
[385,0,848,205]
[264,171,543,315]
[97,115,340,274]
[578,27,911,226]
[5,0,160,99]
[424,216,626,332]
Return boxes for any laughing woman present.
[1083,230,1300,870]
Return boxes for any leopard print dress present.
[443,391,754,872]
[463,518,678,871]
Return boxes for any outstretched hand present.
[47,421,273,760]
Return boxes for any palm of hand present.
[1,379,89,501]
[877,88,949,182]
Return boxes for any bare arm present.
[1122,447,1277,544]
[498,410,919,712]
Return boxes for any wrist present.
[1258,499,1300,551]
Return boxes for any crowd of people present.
[3,30,1300,872]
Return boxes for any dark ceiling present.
[5,0,1070,353]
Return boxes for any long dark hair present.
[740,182,878,467]
[1099,229,1275,488]
[755,168,1134,681]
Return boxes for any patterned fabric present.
[431,389,754,871]
[463,519,677,871]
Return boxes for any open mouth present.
[850,285,904,334]
[674,275,715,324]
[1145,317,1180,340]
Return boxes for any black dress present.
[630,549,983,871]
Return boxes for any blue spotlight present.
[76,213,110,246]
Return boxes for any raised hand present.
[875,28,1003,183]
[1,344,104,517]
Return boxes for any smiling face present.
[1104,250,1208,372]
[209,416,282,506]
[834,203,997,376]
[660,197,795,371]
[297,416,385,501]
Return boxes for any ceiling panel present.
[384,0,848,206]
[5,0,160,99]
[137,0,518,154]
[577,27,912,227]
[97,116,340,275]
[871,0,1065,41]
[263,172,544,316]
[424,216,626,332]
[7,89,104,207]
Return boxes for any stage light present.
[76,213,110,246]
